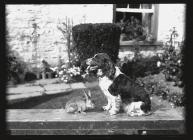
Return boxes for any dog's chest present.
[98,76,113,93]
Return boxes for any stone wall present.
[6,4,113,67]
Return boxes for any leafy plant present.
[7,48,29,84]
[137,74,185,107]
[56,17,85,83]
[159,27,184,87]
[119,44,163,79]
[57,17,74,67]
[117,16,147,41]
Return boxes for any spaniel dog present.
[82,53,151,116]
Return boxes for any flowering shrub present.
[157,28,184,87]
[137,74,185,107]
[117,16,150,41]
[133,28,185,106]
[161,45,183,86]
[168,93,185,107]
[56,63,82,83]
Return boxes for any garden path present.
[7,78,98,101]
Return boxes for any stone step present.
[6,108,184,135]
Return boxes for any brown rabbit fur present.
[65,89,95,114]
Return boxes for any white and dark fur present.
[83,53,151,115]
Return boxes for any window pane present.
[129,4,140,8]
[115,12,142,23]
[116,4,128,8]
[141,4,152,9]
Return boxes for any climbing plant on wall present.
[57,17,74,66]
[31,22,40,67]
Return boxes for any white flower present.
[61,65,66,69]
[82,74,86,78]
[157,61,161,67]
[50,67,58,72]
[178,60,181,64]
[77,71,80,75]
[59,71,63,75]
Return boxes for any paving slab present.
[7,82,98,101]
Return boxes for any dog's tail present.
[143,111,154,116]
[123,102,153,116]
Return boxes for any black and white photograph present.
[5,3,186,135]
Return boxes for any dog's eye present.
[104,59,108,63]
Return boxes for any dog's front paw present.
[109,109,118,115]
[102,105,111,111]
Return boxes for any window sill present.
[120,40,163,46]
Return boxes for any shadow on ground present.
[7,87,107,110]
[7,91,72,109]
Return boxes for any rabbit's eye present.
[91,100,95,104]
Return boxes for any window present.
[113,4,159,42]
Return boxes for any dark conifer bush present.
[72,23,121,63]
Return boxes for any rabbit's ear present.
[87,90,92,98]
[83,89,89,100]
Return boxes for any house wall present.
[6,4,113,67]
[6,4,186,68]
[157,4,186,42]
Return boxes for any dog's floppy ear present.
[108,78,119,96]
[103,58,116,80]
[80,60,88,73]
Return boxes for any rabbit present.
[65,89,95,114]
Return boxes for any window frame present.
[113,4,159,42]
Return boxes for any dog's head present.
[83,53,116,79]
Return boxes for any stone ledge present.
[6,108,185,135]
[120,40,163,47]
[7,129,182,135]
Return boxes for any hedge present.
[120,56,162,79]
[72,23,121,63]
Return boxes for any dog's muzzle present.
[86,58,99,72]
[81,58,98,79]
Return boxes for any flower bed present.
[55,62,83,83]
[137,72,185,107]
